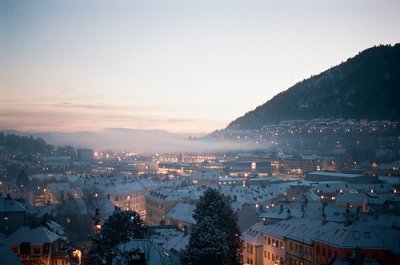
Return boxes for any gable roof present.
[242,222,265,246]
[0,238,22,265]
[315,222,386,249]
[7,226,60,246]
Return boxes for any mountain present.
[226,44,400,130]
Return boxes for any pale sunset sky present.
[1,0,399,134]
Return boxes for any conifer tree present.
[181,188,242,265]
[90,209,148,264]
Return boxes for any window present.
[290,241,293,250]
[316,245,320,254]
[268,237,271,245]
[322,248,326,257]
[328,249,332,258]
[268,252,270,259]
[272,254,275,261]
[33,247,41,255]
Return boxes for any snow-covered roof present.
[302,203,359,223]
[73,175,146,195]
[307,171,364,178]
[147,186,204,203]
[335,193,366,205]
[371,227,400,254]
[286,219,339,244]
[378,176,400,184]
[189,171,220,180]
[47,182,71,192]
[151,228,189,252]
[166,202,196,225]
[0,239,22,265]
[315,222,386,249]
[115,239,179,265]
[260,206,303,220]
[0,198,26,213]
[263,218,311,238]
[7,226,60,246]
[310,182,393,194]
[242,222,265,246]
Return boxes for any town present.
[1,121,399,265]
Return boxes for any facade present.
[165,202,196,233]
[262,218,311,265]
[313,222,389,265]
[242,222,265,265]
[305,171,377,183]
[77,149,93,162]
[145,188,201,226]
[285,219,339,265]
[107,188,146,219]
[7,226,71,265]
[0,197,26,235]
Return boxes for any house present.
[145,187,201,226]
[0,238,22,265]
[115,239,180,265]
[262,218,311,265]
[285,219,339,265]
[165,202,196,233]
[313,222,389,265]
[242,222,265,265]
[7,226,72,265]
[0,196,26,235]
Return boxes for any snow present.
[115,239,180,265]
[242,222,265,246]
[0,238,22,265]
[165,202,196,225]
[315,222,386,249]
[7,226,60,246]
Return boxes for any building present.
[242,222,265,265]
[165,202,196,233]
[262,218,311,265]
[145,188,201,226]
[313,222,389,265]
[305,171,377,183]
[285,219,339,265]
[7,226,72,265]
[0,238,22,265]
[0,196,26,235]
[77,149,93,162]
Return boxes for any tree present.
[90,209,148,264]
[16,169,31,190]
[181,188,242,265]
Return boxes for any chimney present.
[345,203,352,226]
[279,204,283,214]
[321,213,327,225]
[286,208,291,219]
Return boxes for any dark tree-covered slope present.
[227,44,400,130]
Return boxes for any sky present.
[1,0,400,135]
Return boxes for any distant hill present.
[226,44,400,130]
